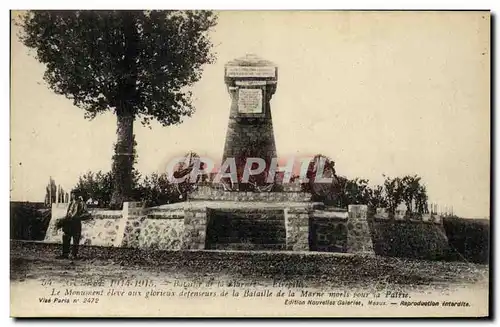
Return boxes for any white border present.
[2,1,498,326]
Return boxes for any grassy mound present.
[443,217,490,264]
[369,219,451,261]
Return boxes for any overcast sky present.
[10,11,490,218]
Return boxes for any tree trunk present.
[109,12,139,210]
[109,112,134,209]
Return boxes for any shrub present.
[133,173,184,207]
[71,170,186,208]
[10,202,51,240]
[71,170,114,207]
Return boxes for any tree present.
[382,174,429,215]
[44,177,56,206]
[72,170,114,207]
[368,184,388,212]
[415,184,429,214]
[57,184,67,203]
[401,175,422,214]
[383,175,404,215]
[72,169,142,207]
[333,176,372,208]
[19,10,218,208]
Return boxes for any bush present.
[71,171,114,207]
[10,202,51,240]
[132,173,184,207]
[72,170,186,208]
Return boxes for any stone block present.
[346,204,374,255]
[291,242,309,251]
[182,208,208,250]
[284,209,309,252]
[348,205,368,219]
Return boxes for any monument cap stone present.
[224,53,278,83]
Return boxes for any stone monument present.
[221,54,278,189]
[45,53,381,256]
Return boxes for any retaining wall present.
[43,201,486,263]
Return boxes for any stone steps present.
[210,222,286,231]
[208,219,285,224]
[213,235,286,244]
[208,229,286,243]
[208,222,285,234]
[213,243,286,251]
[206,210,286,251]
[212,228,287,235]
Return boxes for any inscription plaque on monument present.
[225,66,276,78]
[237,88,263,113]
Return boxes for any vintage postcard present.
[10,10,490,317]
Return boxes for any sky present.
[10,11,490,218]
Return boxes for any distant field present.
[10,240,488,293]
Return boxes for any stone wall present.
[309,210,348,252]
[44,203,67,242]
[307,205,374,255]
[346,205,374,255]
[189,185,311,202]
[45,203,123,247]
[121,202,147,248]
[182,206,208,250]
[43,201,454,259]
[45,202,186,250]
[139,208,185,251]
[284,207,310,251]
[374,207,442,224]
[138,218,184,251]
[307,206,451,258]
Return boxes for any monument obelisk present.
[222,54,278,190]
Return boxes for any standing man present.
[56,193,88,260]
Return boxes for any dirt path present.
[10,241,490,317]
[11,240,489,292]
